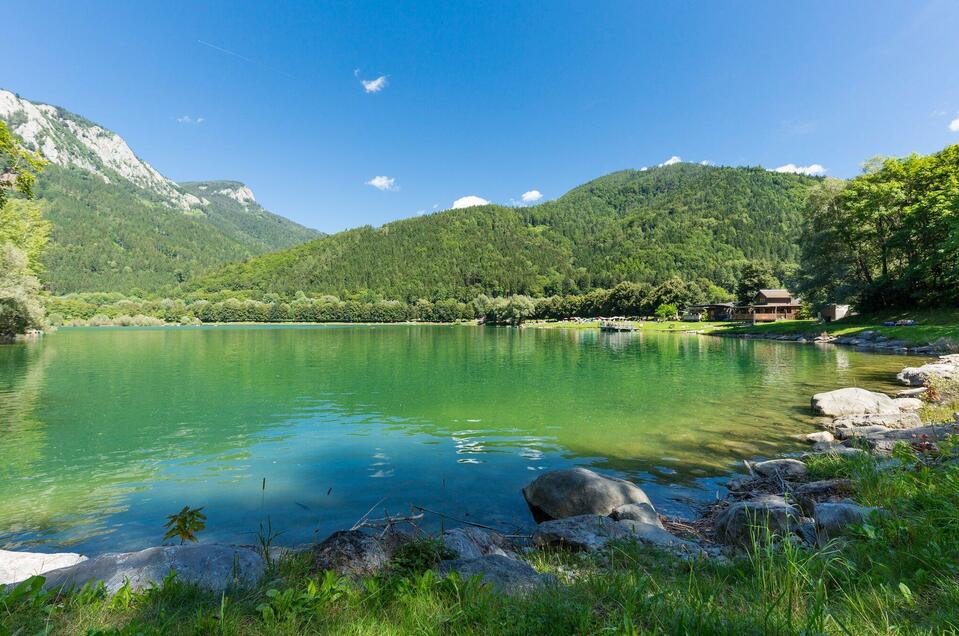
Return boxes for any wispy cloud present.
[176,115,205,125]
[660,156,682,166]
[361,75,388,93]
[772,163,826,176]
[197,39,295,79]
[950,117,959,132]
[366,175,398,191]
[452,195,489,209]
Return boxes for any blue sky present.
[6,1,959,232]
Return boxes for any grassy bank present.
[720,308,959,348]
[525,320,728,333]
[6,440,959,635]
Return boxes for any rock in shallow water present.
[811,388,901,417]
[40,545,263,594]
[0,550,87,586]
[804,431,835,444]
[522,467,653,521]
[752,458,807,480]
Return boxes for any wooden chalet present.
[750,289,802,323]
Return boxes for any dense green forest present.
[799,144,959,309]
[35,168,319,294]
[192,164,815,301]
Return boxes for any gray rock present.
[804,431,835,444]
[814,502,883,540]
[442,527,515,560]
[522,467,653,521]
[892,398,923,412]
[313,530,389,577]
[617,519,702,554]
[834,424,892,439]
[802,445,867,460]
[532,515,633,551]
[609,503,663,529]
[714,495,801,548]
[0,550,87,586]
[831,412,922,430]
[811,388,901,417]
[438,555,552,593]
[752,459,807,480]
[41,545,263,594]
[895,387,928,398]
[898,358,959,386]
[793,478,854,497]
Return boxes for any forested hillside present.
[0,90,319,293]
[193,164,817,301]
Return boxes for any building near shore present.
[750,289,802,322]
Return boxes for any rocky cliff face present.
[0,89,200,209]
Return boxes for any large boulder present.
[898,356,959,386]
[442,527,515,560]
[752,459,807,480]
[714,495,802,548]
[831,412,922,430]
[313,530,390,577]
[40,545,263,594]
[438,554,552,593]
[814,502,883,540]
[0,550,87,586]
[522,467,652,521]
[811,388,900,417]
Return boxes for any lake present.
[0,325,922,554]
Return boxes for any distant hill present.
[0,89,320,293]
[193,163,818,301]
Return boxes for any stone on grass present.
[41,545,263,594]
[814,502,883,540]
[438,555,552,593]
[752,459,807,480]
[713,495,801,548]
[442,527,515,560]
[532,515,633,551]
[892,398,923,412]
[522,467,652,521]
[313,530,389,577]
[811,388,900,417]
[0,550,87,586]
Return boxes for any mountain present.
[192,163,818,301]
[0,89,320,293]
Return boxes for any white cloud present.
[949,117,959,132]
[521,190,543,203]
[452,195,489,209]
[361,75,388,93]
[176,115,205,125]
[772,163,827,176]
[366,175,398,191]
[639,166,648,171]
[700,160,712,166]
[660,155,682,166]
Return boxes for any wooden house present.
[750,289,802,322]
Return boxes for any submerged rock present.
[522,467,653,521]
[438,554,552,593]
[811,388,901,417]
[442,527,515,560]
[752,459,807,480]
[40,545,263,594]
[313,530,390,577]
[713,495,801,548]
[0,550,87,586]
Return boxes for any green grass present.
[720,308,959,349]
[6,441,959,635]
[526,320,728,332]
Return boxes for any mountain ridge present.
[0,89,320,293]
